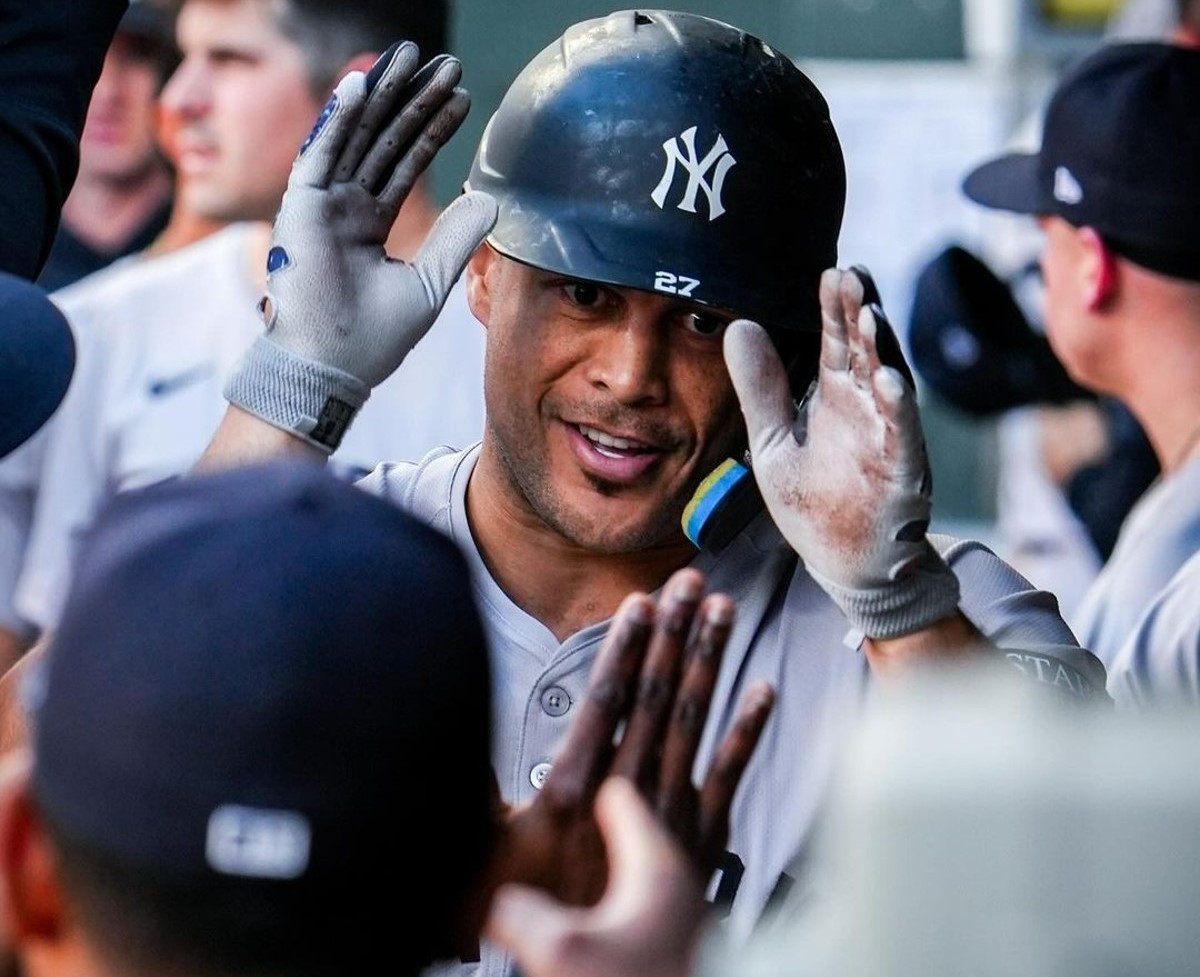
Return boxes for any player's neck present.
[1116,302,1200,474]
[466,444,697,643]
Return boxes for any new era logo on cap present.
[206,805,312,879]
[1053,165,1083,205]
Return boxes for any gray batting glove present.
[225,43,498,453]
[724,268,961,640]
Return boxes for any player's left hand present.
[724,268,961,640]
[482,568,774,909]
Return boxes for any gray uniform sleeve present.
[934,534,1109,701]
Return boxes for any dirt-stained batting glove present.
[724,268,961,640]
[224,42,497,454]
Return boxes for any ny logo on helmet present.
[651,127,737,221]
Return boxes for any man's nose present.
[159,59,210,119]
[585,318,670,407]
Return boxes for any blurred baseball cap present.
[963,42,1200,281]
[907,245,1091,416]
[25,462,493,967]
[117,0,173,43]
[0,272,75,459]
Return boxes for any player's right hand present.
[724,268,961,640]
[224,42,497,454]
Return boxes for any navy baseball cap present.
[117,0,172,44]
[1,272,75,459]
[26,462,493,963]
[963,42,1200,281]
[907,245,1091,416]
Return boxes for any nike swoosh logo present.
[147,365,215,398]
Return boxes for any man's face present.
[160,0,324,222]
[79,32,164,183]
[468,248,747,554]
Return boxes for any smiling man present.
[198,12,1106,974]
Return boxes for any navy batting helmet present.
[465,10,846,346]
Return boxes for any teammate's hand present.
[483,569,774,908]
[224,42,497,454]
[486,778,704,977]
[724,268,961,639]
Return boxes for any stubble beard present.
[487,414,747,556]
[489,425,694,555]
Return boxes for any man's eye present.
[564,282,603,307]
[684,312,726,336]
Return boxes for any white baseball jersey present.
[1071,456,1200,670]
[1,222,487,632]
[360,444,1103,977]
[1107,547,1200,706]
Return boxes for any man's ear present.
[466,244,497,327]
[1078,226,1118,312]
[0,752,68,947]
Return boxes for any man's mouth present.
[573,427,652,456]
[564,421,672,484]
[575,423,658,458]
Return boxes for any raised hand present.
[486,778,704,977]
[483,568,774,909]
[724,268,960,640]
[224,42,497,453]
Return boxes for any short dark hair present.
[276,0,450,96]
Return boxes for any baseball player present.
[0,0,488,660]
[962,41,1200,683]
[191,12,1106,974]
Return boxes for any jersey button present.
[530,761,553,790]
[540,686,571,717]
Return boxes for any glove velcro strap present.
[808,545,962,641]
[224,335,370,455]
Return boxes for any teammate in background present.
[35,0,178,294]
[191,14,1103,972]
[0,461,772,977]
[963,42,1200,688]
[0,0,487,663]
[141,84,227,257]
